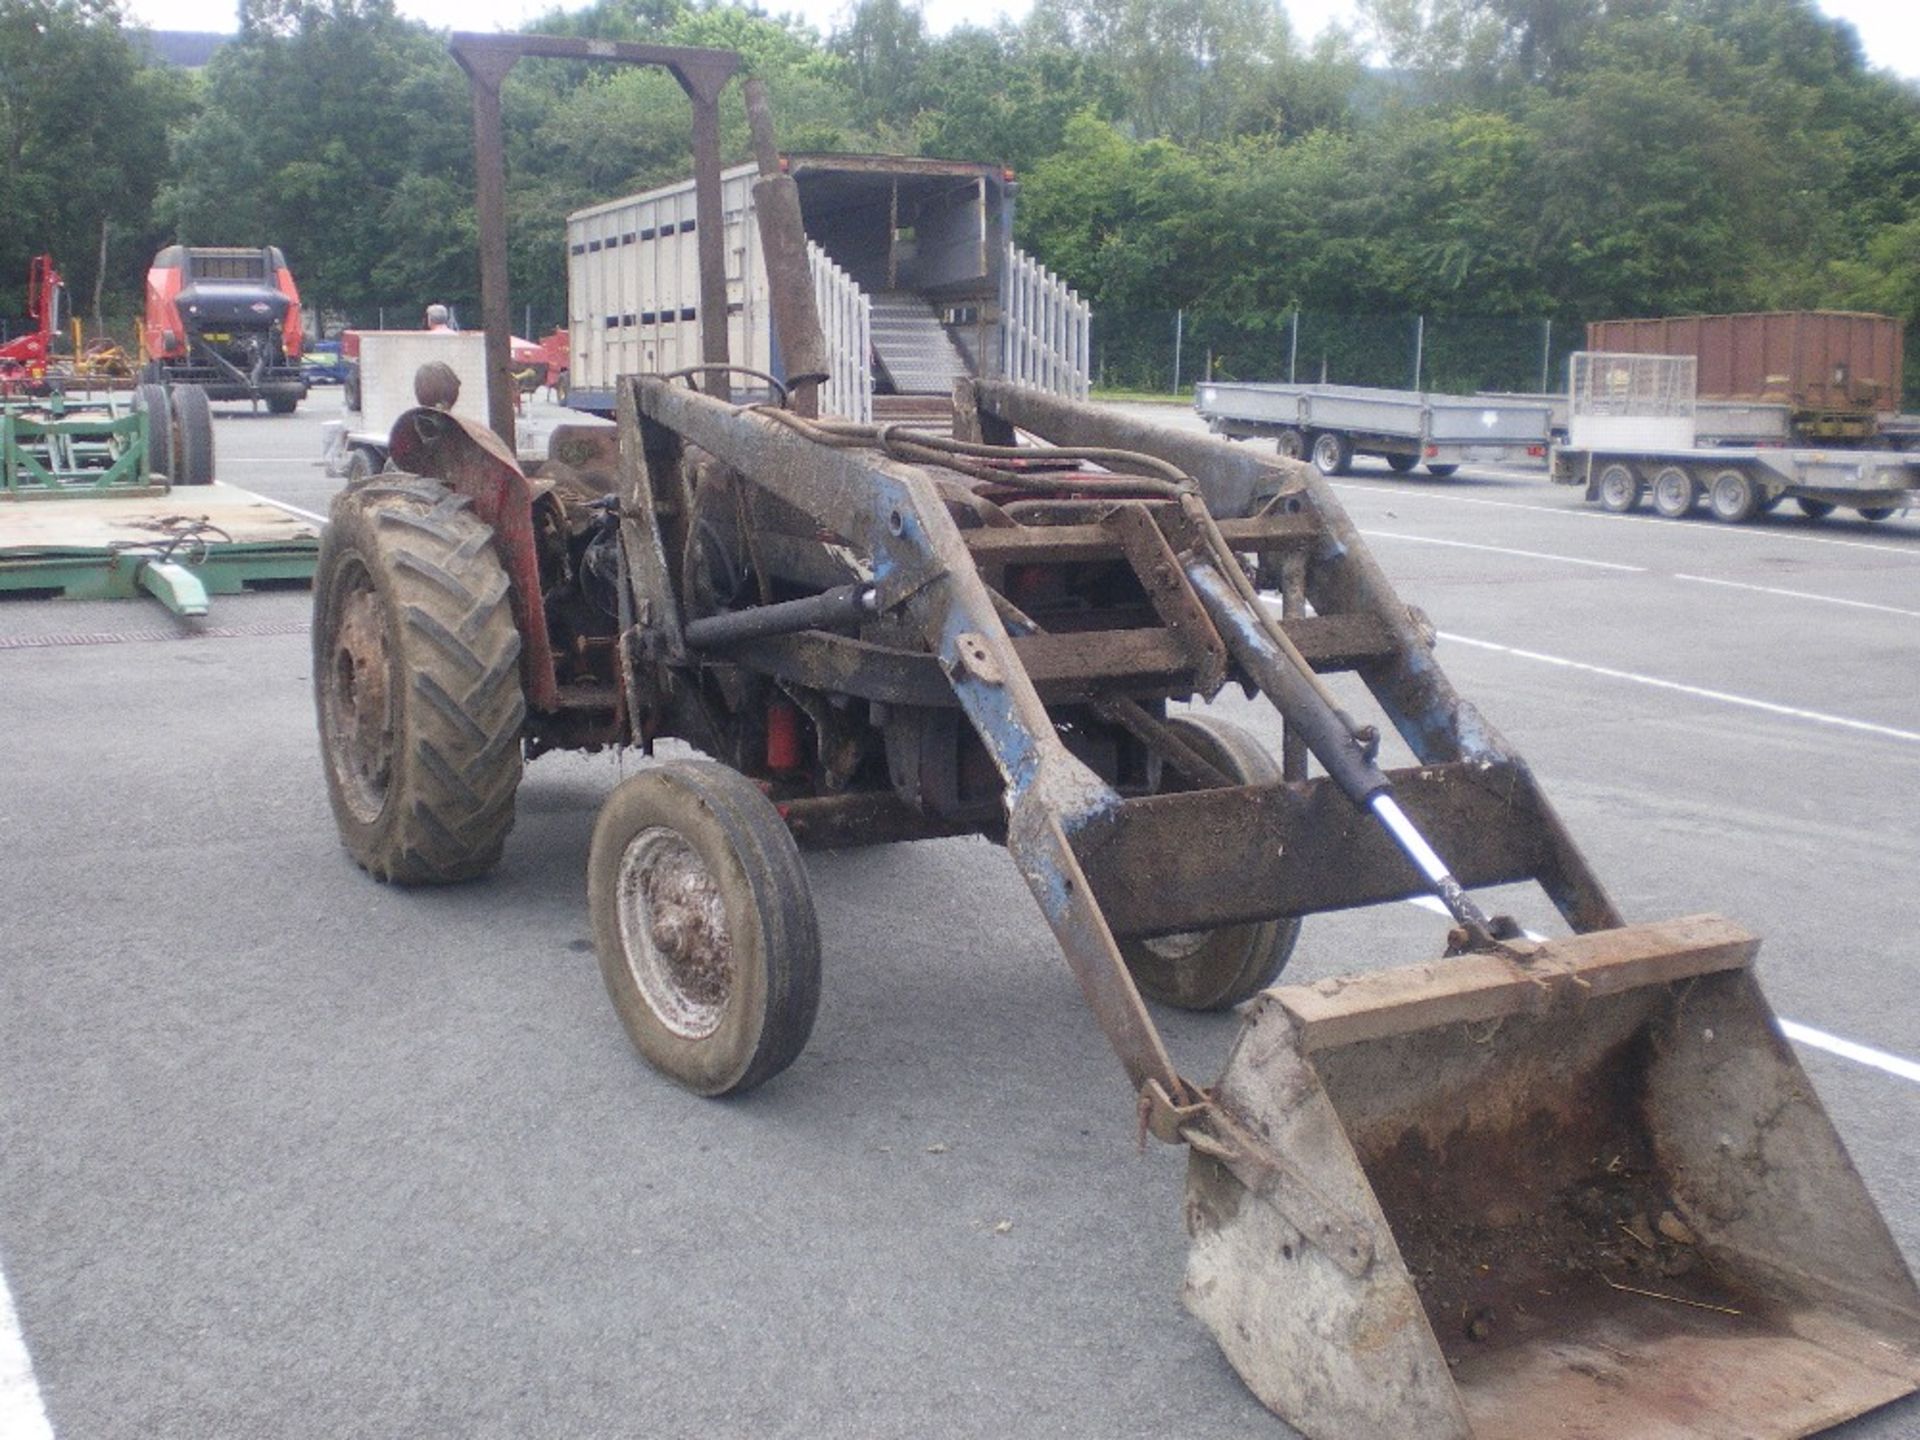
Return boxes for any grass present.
[1088,387,1191,404]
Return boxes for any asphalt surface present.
[2,388,1917,1439]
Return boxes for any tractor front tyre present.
[588,761,822,1097]
[312,477,525,884]
[1120,714,1301,1010]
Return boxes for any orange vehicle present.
[143,245,307,413]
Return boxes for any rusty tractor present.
[309,36,1920,1440]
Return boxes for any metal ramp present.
[869,292,970,396]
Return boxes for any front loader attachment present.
[565,351,1920,1438]
[1188,916,1920,1440]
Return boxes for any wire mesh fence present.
[1093,309,1597,399]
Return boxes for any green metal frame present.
[0,541,317,607]
[1,395,163,500]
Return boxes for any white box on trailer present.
[354,331,491,435]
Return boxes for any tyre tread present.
[314,476,524,884]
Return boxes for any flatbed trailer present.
[1194,380,1551,476]
[1557,441,1919,521]
[1555,353,1919,523]
[0,481,319,614]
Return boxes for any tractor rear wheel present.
[589,760,821,1096]
[312,476,524,883]
[1121,714,1300,1010]
[170,384,215,485]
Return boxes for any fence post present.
[1540,317,1553,394]
[1412,314,1425,391]
[1288,309,1299,384]
[1172,309,1184,394]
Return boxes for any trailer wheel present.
[1424,463,1459,478]
[1309,431,1351,477]
[1274,428,1305,461]
[1121,714,1300,1011]
[133,383,173,483]
[1595,463,1641,512]
[170,384,215,485]
[1856,506,1895,522]
[1651,466,1697,518]
[313,477,525,884]
[589,760,821,1097]
[1707,468,1760,523]
[1795,497,1835,519]
[1384,453,1417,473]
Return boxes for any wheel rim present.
[1710,472,1752,518]
[321,564,396,824]
[1276,430,1303,460]
[1599,466,1636,509]
[1141,929,1208,963]
[615,827,734,1040]
[1653,469,1692,514]
[1313,435,1340,472]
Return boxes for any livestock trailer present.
[564,154,1089,421]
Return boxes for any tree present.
[0,0,189,322]
[157,0,470,318]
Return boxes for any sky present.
[122,0,1920,83]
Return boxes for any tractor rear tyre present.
[313,476,525,884]
[170,384,215,485]
[589,760,821,1097]
[1121,714,1300,1010]
[133,383,173,483]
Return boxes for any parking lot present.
[3,388,1917,1438]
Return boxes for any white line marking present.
[250,496,329,525]
[1672,573,1920,619]
[1328,480,1920,559]
[1437,631,1920,743]
[1779,1021,1920,1084]
[1359,529,1646,572]
[1400,898,1920,1085]
[0,1266,54,1440]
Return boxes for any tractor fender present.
[388,406,560,711]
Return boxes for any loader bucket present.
[1184,916,1920,1440]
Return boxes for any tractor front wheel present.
[1120,714,1300,1010]
[312,476,525,883]
[588,761,821,1097]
